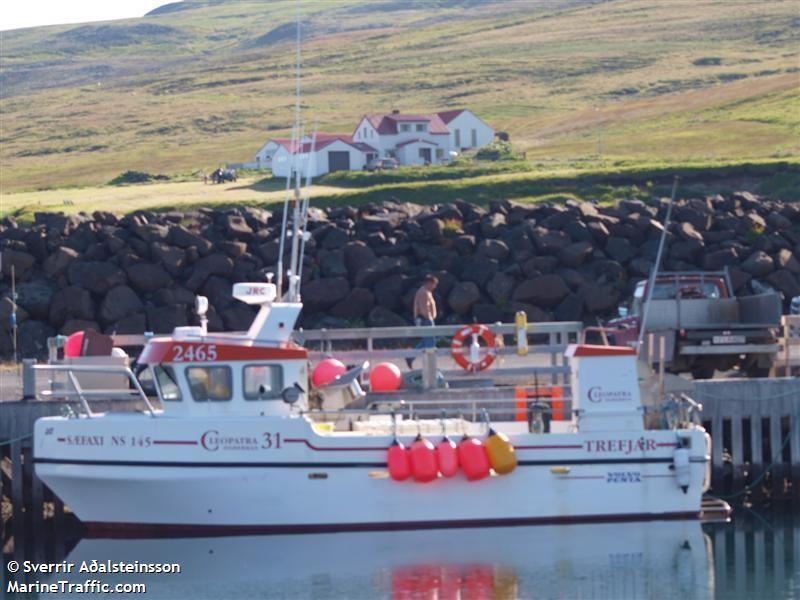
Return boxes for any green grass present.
[3,159,796,224]
[0,0,798,193]
[316,158,529,188]
[311,160,800,207]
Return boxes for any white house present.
[352,109,494,165]
[254,108,494,177]
[269,134,378,178]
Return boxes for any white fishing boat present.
[32,275,714,535]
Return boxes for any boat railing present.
[24,364,157,418]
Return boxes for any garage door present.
[328,151,350,172]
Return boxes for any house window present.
[455,129,461,147]
[400,124,411,132]
[186,366,232,402]
[471,129,477,147]
[243,365,283,400]
[386,150,397,158]
[435,149,444,160]
[153,365,181,402]
[415,124,426,132]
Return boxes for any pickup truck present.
[607,271,782,378]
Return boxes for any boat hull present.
[34,414,709,534]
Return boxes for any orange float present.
[409,435,438,483]
[457,436,491,481]
[436,437,459,478]
[312,358,346,388]
[387,440,411,481]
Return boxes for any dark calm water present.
[7,509,800,599]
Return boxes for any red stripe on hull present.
[82,511,700,539]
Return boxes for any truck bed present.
[645,292,781,331]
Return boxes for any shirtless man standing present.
[408,275,438,368]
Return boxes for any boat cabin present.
[138,282,310,417]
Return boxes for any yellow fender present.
[485,429,517,475]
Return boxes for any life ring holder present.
[451,324,497,372]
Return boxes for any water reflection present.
[37,520,713,599]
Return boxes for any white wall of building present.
[447,110,494,152]
[271,140,370,178]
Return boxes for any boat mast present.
[636,176,679,352]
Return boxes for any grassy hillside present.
[1,0,798,193]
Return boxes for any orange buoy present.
[409,435,438,483]
[370,362,402,392]
[485,429,517,475]
[387,440,411,481]
[64,330,85,358]
[457,436,490,481]
[312,358,346,388]
[436,437,459,478]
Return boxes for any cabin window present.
[243,365,284,400]
[400,124,411,132]
[415,123,426,132]
[471,128,477,147]
[153,365,182,402]
[186,366,232,402]
[454,129,461,147]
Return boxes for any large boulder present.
[99,285,144,324]
[43,247,79,277]
[317,249,348,278]
[486,272,515,305]
[17,320,55,359]
[126,262,173,293]
[68,261,126,294]
[355,256,407,288]
[146,305,188,333]
[15,280,56,320]
[579,282,620,314]
[343,241,376,279]
[532,228,570,254]
[476,239,510,261]
[224,215,253,240]
[512,275,569,308]
[775,249,800,274]
[1,250,35,277]
[741,250,774,277]
[330,288,375,320]
[558,241,594,268]
[152,243,186,276]
[367,306,408,328]
[460,256,498,288]
[448,281,481,315]
[703,248,739,270]
[49,286,95,326]
[302,277,350,312]
[765,269,800,298]
[604,237,635,263]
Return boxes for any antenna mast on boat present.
[277,1,316,303]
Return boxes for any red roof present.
[565,344,637,357]
[360,112,450,135]
[396,138,439,148]
[272,134,377,155]
[437,109,466,124]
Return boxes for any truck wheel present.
[742,355,772,378]
[690,365,715,380]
